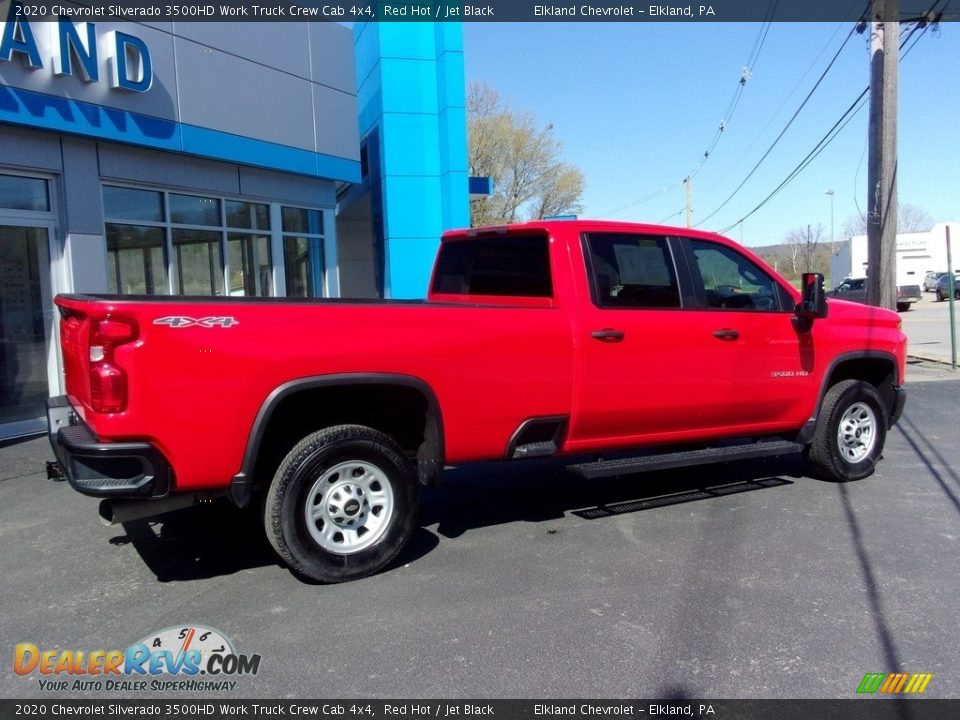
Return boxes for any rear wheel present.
[896,302,910,312]
[265,425,419,582]
[807,380,887,482]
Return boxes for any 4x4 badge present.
[154,316,239,328]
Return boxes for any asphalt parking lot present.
[1,361,958,700]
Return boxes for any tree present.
[841,202,933,238]
[467,82,585,226]
[780,224,827,281]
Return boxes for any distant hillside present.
[751,241,839,288]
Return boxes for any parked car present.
[828,276,921,312]
[923,271,947,292]
[935,272,960,301]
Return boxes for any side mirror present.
[796,272,828,320]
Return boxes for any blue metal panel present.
[435,51,465,115]
[380,58,439,115]
[381,113,441,176]
[377,22,437,61]
[381,175,443,239]
[384,237,442,299]
[351,21,468,299]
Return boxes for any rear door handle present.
[591,329,626,342]
[712,329,740,341]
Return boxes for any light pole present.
[825,189,835,253]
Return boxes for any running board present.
[568,440,804,479]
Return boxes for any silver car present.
[924,271,947,292]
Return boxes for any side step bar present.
[568,440,805,480]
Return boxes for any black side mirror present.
[796,272,828,320]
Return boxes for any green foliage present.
[468,82,585,227]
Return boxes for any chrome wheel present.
[304,460,395,555]
[836,402,877,463]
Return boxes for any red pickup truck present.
[48,220,907,582]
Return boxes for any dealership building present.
[0,15,469,440]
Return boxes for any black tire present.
[896,302,910,312]
[807,380,888,482]
[936,289,945,302]
[265,424,419,583]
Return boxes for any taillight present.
[89,318,138,414]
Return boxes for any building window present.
[102,187,327,298]
[227,200,272,297]
[106,224,168,295]
[104,188,169,295]
[282,206,325,298]
[0,174,50,212]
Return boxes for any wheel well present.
[825,357,898,416]
[249,382,443,494]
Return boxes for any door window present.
[689,240,785,312]
[584,233,681,309]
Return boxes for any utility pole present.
[684,176,692,227]
[866,0,899,309]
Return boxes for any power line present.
[715,13,938,235]
[694,18,863,229]
[703,11,856,196]
[598,4,778,219]
[685,0,779,181]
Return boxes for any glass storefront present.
[0,175,56,439]
[103,185,328,299]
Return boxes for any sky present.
[461,20,960,247]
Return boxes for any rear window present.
[432,236,552,297]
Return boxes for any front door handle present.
[591,329,626,342]
[712,329,740,341]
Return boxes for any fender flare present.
[796,350,903,444]
[228,373,445,507]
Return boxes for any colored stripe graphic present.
[857,673,886,693]
[857,672,933,694]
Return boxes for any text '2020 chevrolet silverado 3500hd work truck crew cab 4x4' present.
[48,220,908,582]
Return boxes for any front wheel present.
[807,380,888,482]
[264,425,419,583]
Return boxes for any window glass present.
[228,233,272,297]
[282,207,323,235]
[170,194,221,227]
[432,236,553,297]
[283,236,321,298]
[690,239,782,311]
[585,234,680,308]
[172,229,223,295]
[0,175,49,212]
[226,201,270,230]
[104,186,163,222]
[106,224,168,295]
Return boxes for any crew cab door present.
[567,232,710,449]
[676,237,816,431]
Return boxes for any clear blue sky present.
[462,21,959,247]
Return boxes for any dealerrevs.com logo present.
[14,625,261,692]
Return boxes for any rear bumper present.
[46,396,172,499]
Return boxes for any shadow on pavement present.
[420,452,804,539]
[107,453,805,584]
